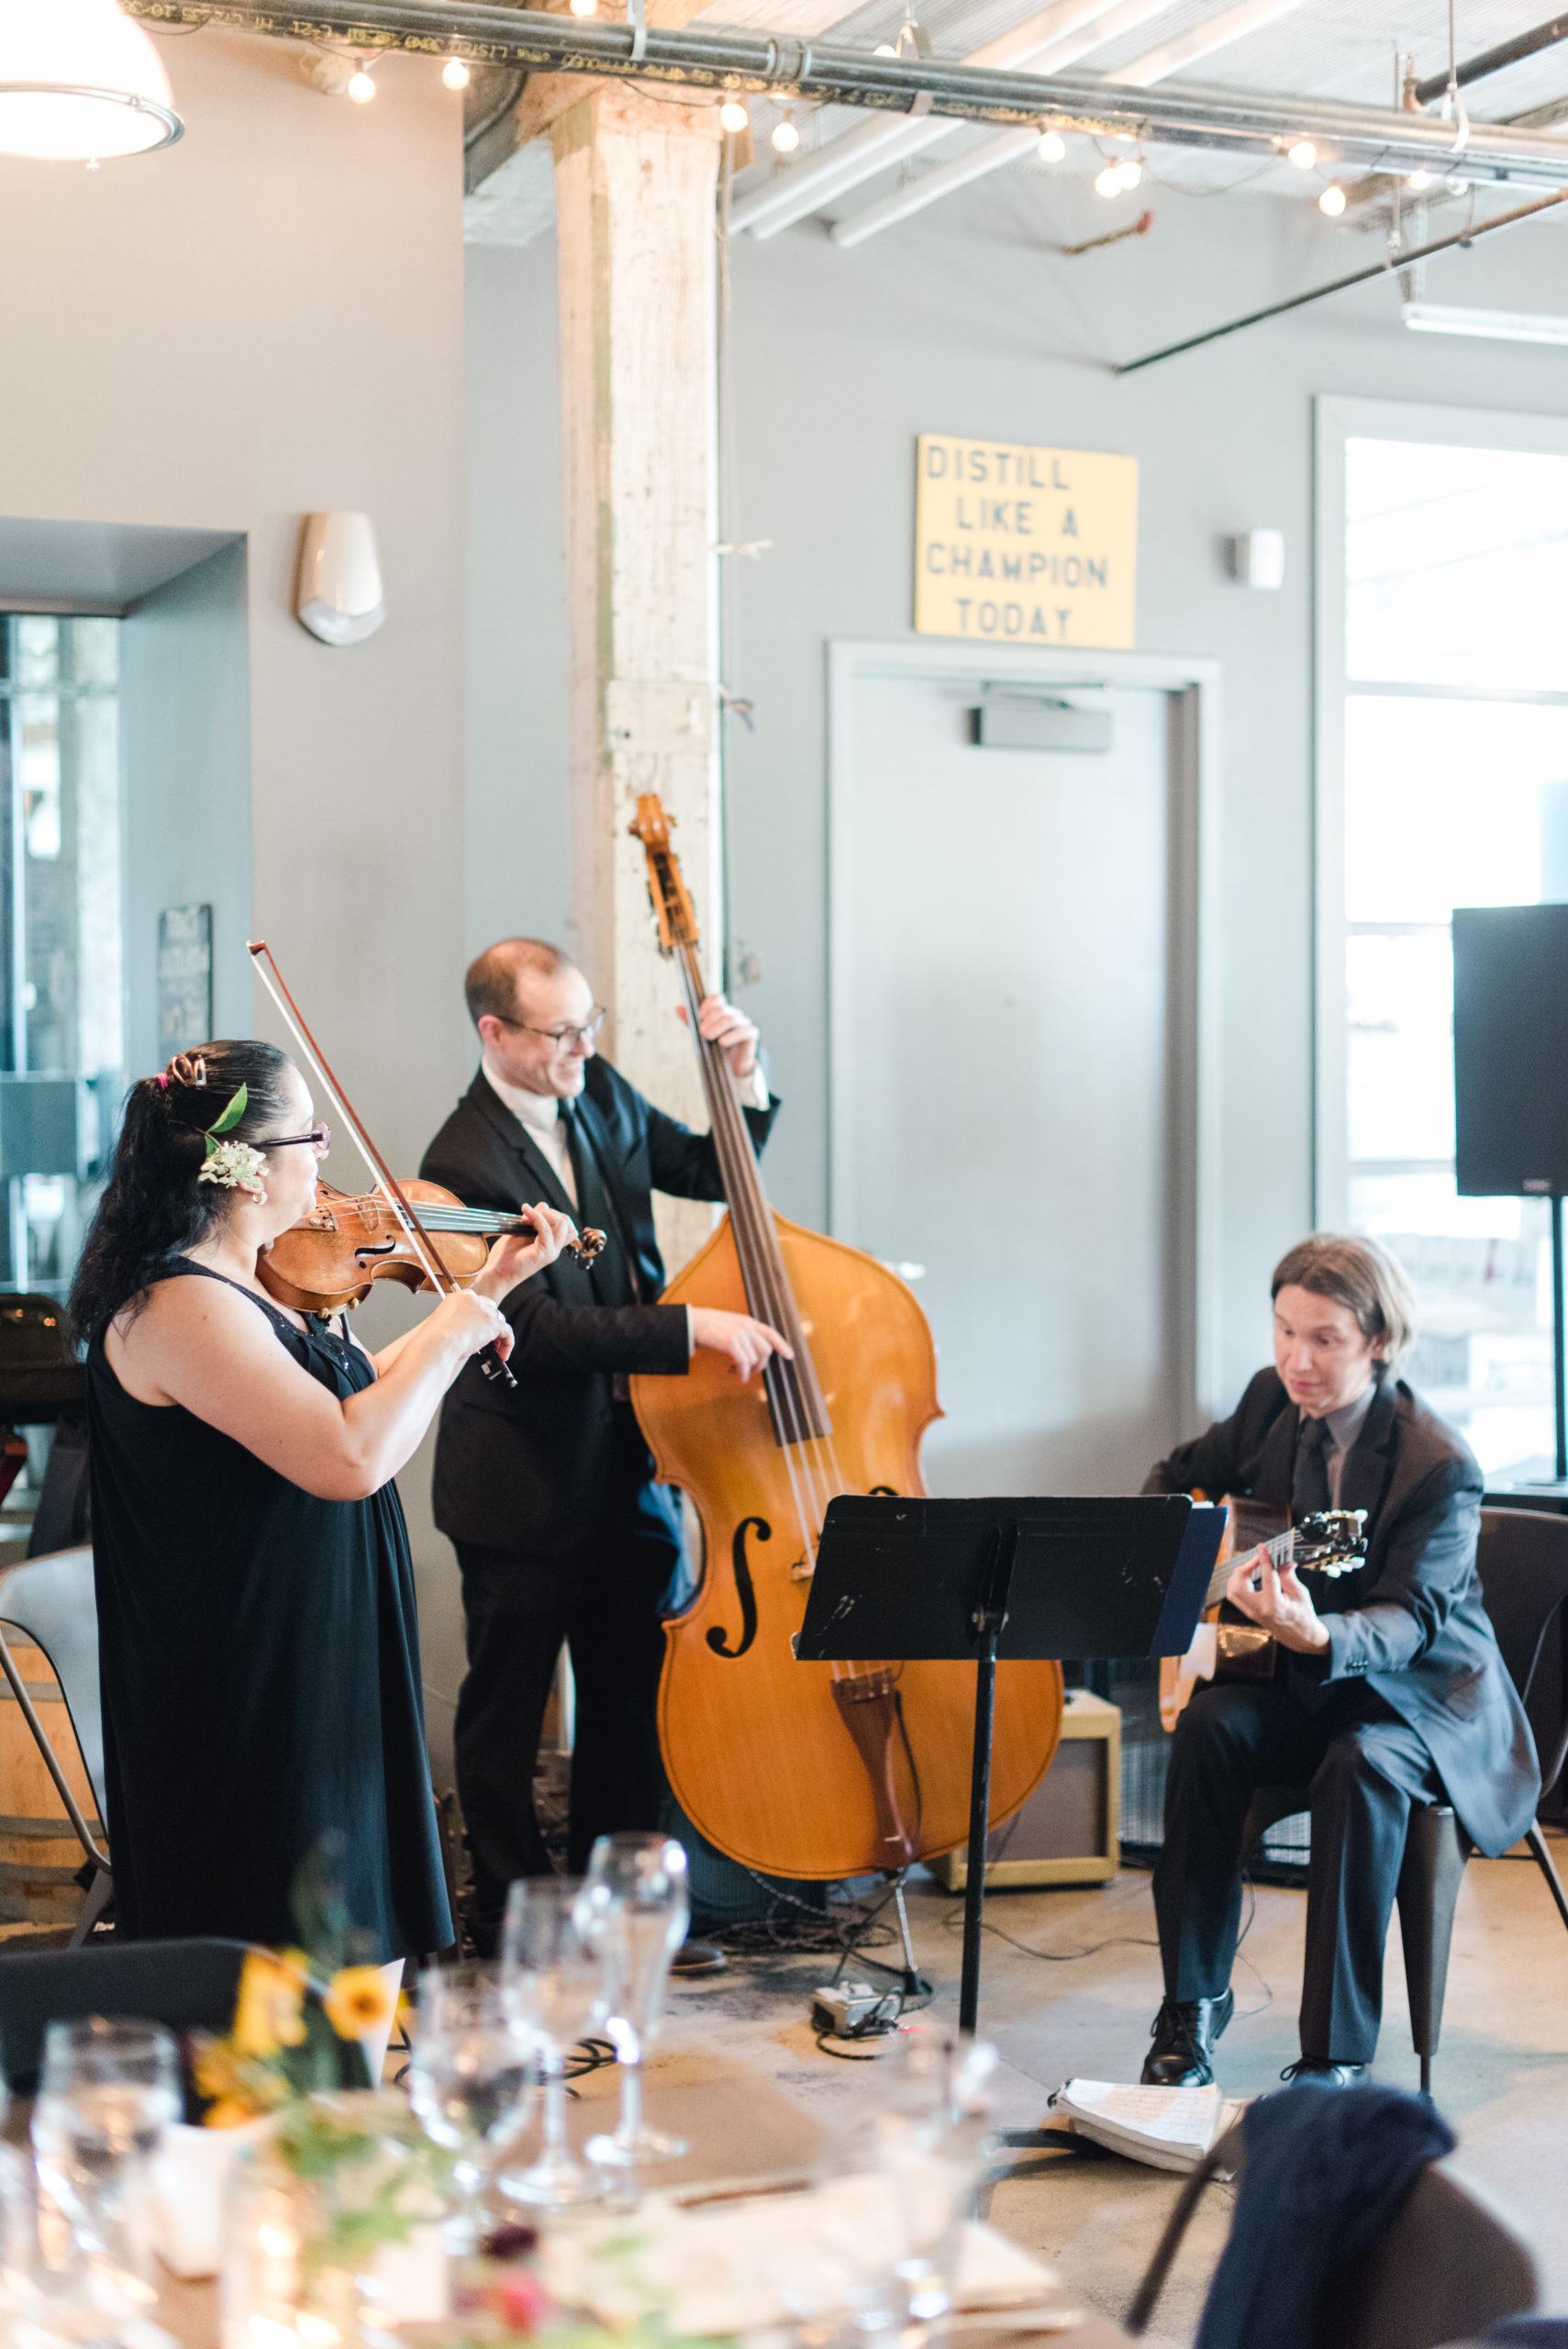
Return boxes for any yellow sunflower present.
[323,1965,395,2042]
[232,1949,309,2059]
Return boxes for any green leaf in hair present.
[206,1085,249,1139]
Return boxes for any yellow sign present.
[914,436,1138,648]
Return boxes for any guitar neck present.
[1205,1523,1296,1611]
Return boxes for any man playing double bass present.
[420,939,789,1953]
[1140,1232,1538,2087]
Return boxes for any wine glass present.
[497,1876,608,2210]
[31,2017,180,2295]
[580,1833,690,2167]
[407,1965,536,2252]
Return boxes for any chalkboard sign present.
[157,905,213,1056]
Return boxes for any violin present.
[260,1181,606,1317]
[247,941,600,1389]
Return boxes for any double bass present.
[628,796,1063,1881]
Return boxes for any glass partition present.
[0,616,124,1296]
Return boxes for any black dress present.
[85,1261,452,1959]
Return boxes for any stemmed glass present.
[30,2017,180,2297]
[498,1876,608,2211]
[407,1965,536,2252]
[580,1833,690,2167]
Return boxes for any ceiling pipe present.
[1116,184,1568,371]
[730,0,1152,237]
[1413,12,1568,107]
[830,0,1313,250]
[123,0,1568,187]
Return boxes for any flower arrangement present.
[193,1842,402,2127]
[197,1081,265,1191]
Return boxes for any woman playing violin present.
[69,1040,574,1958]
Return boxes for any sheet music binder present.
[796,1494,1223,2028]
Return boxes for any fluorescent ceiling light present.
[0,0,182,161]
[1402,301,1568,344]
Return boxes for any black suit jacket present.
[1146,1368,1539,1858]
[420,1059,778,1554]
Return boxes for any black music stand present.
[796,1495,1224,2030]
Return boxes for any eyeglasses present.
[496,1008,607,1050]
[263,1124,331,1157]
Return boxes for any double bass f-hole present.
[706,1515,767,1660]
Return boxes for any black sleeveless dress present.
[86,1262,452,1959]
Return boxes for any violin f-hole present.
[707,1515,767,1660]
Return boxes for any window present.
[0,617,123,1295]
[1320,406,1568,1480]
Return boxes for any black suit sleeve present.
[644,1096,779,1203]
[495,1277,691,1377]
[1323,1455,1484,1680]
[1141,1371,1279,1497]
[418,1141,690,1378]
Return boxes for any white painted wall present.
[465,172,1568,1414]
[0,25,472,1778]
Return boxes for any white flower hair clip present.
[195,1085,263,1192]
[199,1138,266,1192]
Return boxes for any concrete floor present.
[641,1846,1568,2347]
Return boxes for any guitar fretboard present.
[1205,1521,1299,1612]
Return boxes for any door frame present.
[825,637,1224,1432]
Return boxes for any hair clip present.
[167,1052,209,1088]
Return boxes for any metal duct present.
[123,0,1568,187]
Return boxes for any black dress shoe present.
[1140,1988,1235,2087]
[1280,2056,1369,2087]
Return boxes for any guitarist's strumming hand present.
[1226,1547,1330,1654]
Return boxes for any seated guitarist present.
[1140,1233,1538,2088]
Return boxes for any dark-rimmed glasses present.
[495,1008,606,1051]
[263,1124,331,1157]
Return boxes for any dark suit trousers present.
[1153,1676,1443,2063]
[452,1429,683,1939]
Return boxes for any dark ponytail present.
[69,1041,298,1340]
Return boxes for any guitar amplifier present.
[927,1690,1121,1891]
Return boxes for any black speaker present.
[1453,903,1568,1197]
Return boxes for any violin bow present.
[247,941,518,1389]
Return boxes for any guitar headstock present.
[628,795,701,957]
[1294,1509,1369,1576]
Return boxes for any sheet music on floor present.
[1049,2079,1246,2173]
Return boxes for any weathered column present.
[552,86,723,1275]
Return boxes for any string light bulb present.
[1095,162,1122,196]
[1116,156,1142,189]
[569,0,599,17]
[1406,166,1433,189]
[720,97,750,132]
[1038,128,1065,162]
[1287,138,1317,169]
[1318,181,1346,215]
[347,63,376,102]
[873,42,898,54]
[441,56,470,89]
[772,111,799,151]
[1446,174,1467,193]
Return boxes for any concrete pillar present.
[552,85,723,1275]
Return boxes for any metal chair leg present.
[1525,1818,1568,1933]
[67,1865,113,1950]
[1396,1804,1470,2095]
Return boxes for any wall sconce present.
[295,513,385,646]
[1225,529,1285,591]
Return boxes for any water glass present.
[497,1876,607,2211]
[408,1965,535,2252]
[581,1833,689,2167]
[31,2016,180,2295]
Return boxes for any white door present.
[830,661,1189,1499]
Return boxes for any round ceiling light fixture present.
[0,0,183,161]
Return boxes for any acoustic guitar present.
[1157,1495,1369,1731]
